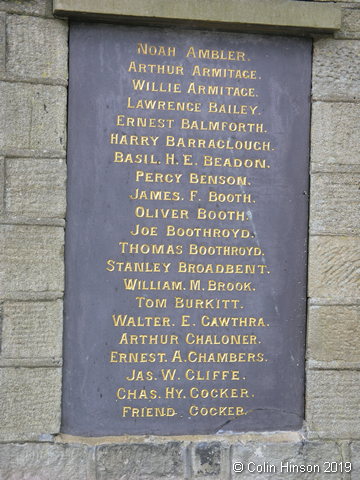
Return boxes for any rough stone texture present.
[1,300,63,361]
[316,0,360,3]
[308,236,360,300]
[0,12,5,74]
[311,102,360,172]
[5,158,66,217]
[231,441,344,479]
[0,0,51,16]
[192,442,223,478]
[307,370,360,439]
[96,443,185,480]
[307,305,360,367]
[0,156,4,213]
[0,82,67,153]
[0,2,358,478]
[0,367,61,441]
[336,8,360,39]
[350,442,360,480]
[0,443,93,480]
[312,39,360,101]
[7,15,68,82]
[0,225,64,299]
[310,173,360,235]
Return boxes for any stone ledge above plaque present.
[53,0,341,35]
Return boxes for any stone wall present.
[0,0,359,478]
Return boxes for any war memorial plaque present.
[62,22,311,436]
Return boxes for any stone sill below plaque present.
[56,431,304,446]
[53,0,341,35]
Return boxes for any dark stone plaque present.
[62,22,311,436]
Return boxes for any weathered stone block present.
[310,173,360,234]
[96,443,185,480]
[7,15,68,81]
[313,40,360,100]
[0,82,66,153]
[232,441,343,479]
[307,305,360,366]
[350,442,360,479]
[2,300,62,360]
[0,12,5,73]
[316,0,360,3]
[0,443,92,480]
[0,155,4,213]
[311,102,360,171]
[0,367,61,441]
[336,8,360,39]
[307,370,360,439]
[6,158,66,217]
[0,225,64,298]
[308,236,359,299]
[192,442,223,478]
[0,0,50,15]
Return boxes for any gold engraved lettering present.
[113,151,159,164]
[160,369,177,381]
[187,82,255,97]
[174,297,243,310]
[129,189,180,201]
[118,242,183,255]
[128,61,184,75]
[188,244,262,256]
[185,369,242,381]
[122,406,177,417]
[135,170,183,183]
[106,260,171,273]
[186,47,246,61]
[189,387,250,398]
[127,97,201,112]
[189,173,248,185]
[132,79,181,93]
[166,225,251,239]
[208,191,253,203]
[109,351,167,363]
[117,114,175,128]
[118,333,179,345]
[166,136,270,151]
[207,280,253,291]
[202,155,267,168]
[181,119,264,133]
[134,206,189,219]
[197,208,246,221]
[129,225,158,236]
[117,387,158,399]
[110,134,159,146]
[192,65,256,79]
[185,333,257,345]
[137,43,176,57]
[125,369,155,381]
[208,102,258,115]
[112,314,171,327]
[165,387,184,399]
[136,297,167,308]
[188,405,246,417]
[178,262,268,274]
[183,351,265,363]
[200,316,267,328]
[123,279,184,291]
